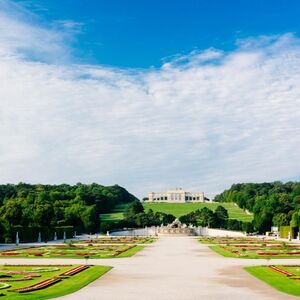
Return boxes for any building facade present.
[146,188,205,203]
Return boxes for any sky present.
[1,0,300,198]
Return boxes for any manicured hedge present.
[280,226,291,238]
[279,226,300,239]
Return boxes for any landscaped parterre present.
[0,244,144,259]
[246,265,300,297]
[0,264,111,299]
[77,236,156,244]
[200,237,300,258]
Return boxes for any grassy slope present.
[100,204,128,222]
[144,202,253,222]
[245,266,300,297]
[3,265,112,300]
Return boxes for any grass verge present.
[245,266,300,297]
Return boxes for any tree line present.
[103,201,253,233]
[214,181,300,233]
[0,183,137,242]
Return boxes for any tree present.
[272,213,289,227]
[253,211,273,233]
[214,206,228,228]
[123,201,144,218]
[198,207,217,227]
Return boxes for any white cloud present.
[0,2,300,198]
[0,0,73,62]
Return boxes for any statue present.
[37,232,41,243]
[16,232,19,246]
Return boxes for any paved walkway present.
[1,236,299,299]
[57,236,299,300]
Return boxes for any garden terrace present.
[0,264,111,299]
[0,244,144,259]
[246,265,300,297]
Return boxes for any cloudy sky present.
[1,0,300,198]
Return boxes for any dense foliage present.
[102,201,176,232]
[178,206,253,232]
[104,202,253,233]
[0,183,137,242]
[214,181,300,233]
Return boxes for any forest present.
[2,181,299,242]
[0,183,137,242]
[214,181,300,233]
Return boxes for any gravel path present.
[1,236,299,299]
[58,236,299,300]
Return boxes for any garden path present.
[0,237,299,299]
[52,236,299,300]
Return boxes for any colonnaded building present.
[145,187,206,203]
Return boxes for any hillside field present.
[143,202,253,222]
[100,204,128,222]
[100,202,253,223]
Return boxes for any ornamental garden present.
[0,244,143,259]
[0,264,111,299]
[246,265,300,297]
[0,236,154,299]
[200,237,300,258]
[200,236,300,297]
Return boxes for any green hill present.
[143,202,253,222]
[100,204,129,222]
[100,202,253,223]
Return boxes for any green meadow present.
[100,202,253,223]
[143,202,253,222]
[100,204,129,222]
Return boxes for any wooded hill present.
[0,183,137,242]
[214,181,300,234]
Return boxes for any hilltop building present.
[145,188,206,203]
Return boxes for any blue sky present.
[15,0,300,67]
[1,0,300,198]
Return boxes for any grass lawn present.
[116,245,144,257]
[100,204,129,222]
[0,265,112,299]
[143,202,253,222]
[245,266,300,297]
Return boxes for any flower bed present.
[0,283,10,289]
[0,271,41,282]
[268,265,294,276]
[15,277,62,293]
[26,267,60,273]
[0,252,20,256]
[0,244,140,259]
[60,265,89,276]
